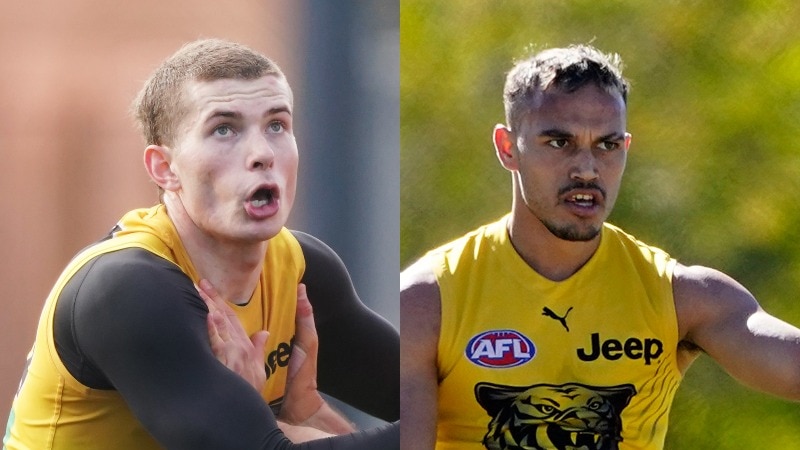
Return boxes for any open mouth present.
[566,193,596,208]
[244,184,280,220]
[249,187,276,207]
[559,182,605,211]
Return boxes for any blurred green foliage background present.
[400,1,800,448]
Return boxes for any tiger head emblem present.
[475,382,636,450]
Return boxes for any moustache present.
[557,182,606,198]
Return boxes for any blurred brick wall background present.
[0,0,302,418]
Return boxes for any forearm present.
[711,311,800,400]
[315,309,399,420]
[298,422,399,450]
[280,421,399,450]
[299,401,356,435]
[278,421,334,442]
[106,308,393,449]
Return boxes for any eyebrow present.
[596,132,627,141]
[204,106,292,123]
[539,128,626,141]
[539,128,573,139]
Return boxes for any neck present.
[507,206,601,282]
[165,198,266,304]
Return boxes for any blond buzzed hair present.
[133,38,285,147]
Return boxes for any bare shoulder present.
[672,263,760,343]
[672,263,759,310]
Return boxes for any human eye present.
[213,124,234,137]
[597,141,620,151]
[547,138,569,149]
[267,120,286,134]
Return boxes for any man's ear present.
[493,124,518,171]
[624,132,632,151]
[143,145,180,192]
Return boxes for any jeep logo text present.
[265,337,295,379]
[577,332,663,365]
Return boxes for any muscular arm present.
[399,258,440,449]
[293,231,399,422]
[674,263,800,400]
[55,248,398,449]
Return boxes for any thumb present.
[251,330,269,358]
[294,283,317,350]
[296,283,314,320]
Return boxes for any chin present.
[228,208,291,243]
[545,221,602,242]
[220,220,283,244]
[258,218,290,240]
[247,224,284,242]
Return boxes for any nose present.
[570,148,599,181]
[570,147,598,182]
[246,131,275,170]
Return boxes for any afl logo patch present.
[466,330,535,368]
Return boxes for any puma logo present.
[542,306,573,332]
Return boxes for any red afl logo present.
[466,330,535,368]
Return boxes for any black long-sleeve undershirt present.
[293,231,399,421]
[53,231,398,449]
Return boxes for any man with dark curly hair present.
[401,44,800,450]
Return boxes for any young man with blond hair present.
[5,39,398,449]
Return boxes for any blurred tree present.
[401,1,800,448]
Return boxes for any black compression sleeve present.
[293,231,400,421]
[59,248,398,450]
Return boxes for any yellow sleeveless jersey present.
[4,205,304,450]
[426,216,681,450]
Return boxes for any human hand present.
[197,278,269,392]
[279,284,354,434]
[279,283,324,422]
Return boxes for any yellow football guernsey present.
[427,216,681,450]
[4,205,304,450]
